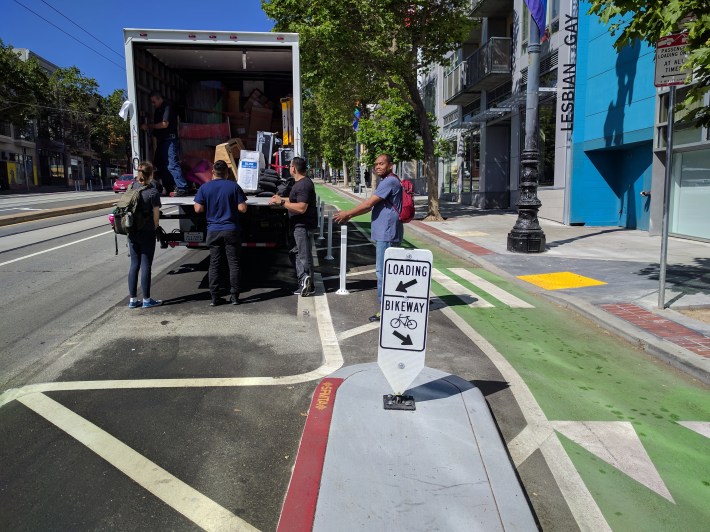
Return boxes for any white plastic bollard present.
[316,199,322,229]
[324,211,335,261]
[336,224,350,294]
[318,201,326,241]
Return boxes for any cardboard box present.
[226,90,241,113]
[249,107,273,136]
[214,138,246,178]
[227,111,250,136]
[244,88,272,112]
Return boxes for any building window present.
[442,139,457,194]
[462,132,480,193]
[670,148,710,240]
[0,122,12,137]
[423,78,437,115]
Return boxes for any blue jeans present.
[158,137,187,191]
[375,240,399,305]
[128,230,157,298]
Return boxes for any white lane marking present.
[18,393,258,532]
[338,322,380,341]
[0,230,114,267]
[678,421,710,439]
[0,275,344,407]
[449,268,534,308]
[432,268,494,308]
[322,268,376,281]
[0,207,44,212]
[552,421,674,502]
[439,306,610,531]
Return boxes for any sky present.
[1,0,275,95]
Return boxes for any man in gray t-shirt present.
[334,153,403,322]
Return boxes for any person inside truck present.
[270,156,317,297]
[141,90,189,197]
[194,160,248,306]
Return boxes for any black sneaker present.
[210,297,224,306]
[230,294,240,305]
[293,284,302,295]
[368,312,381,322]
[301,275,314,297]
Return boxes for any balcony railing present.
[465,37,512,91]
[443,61,467,104]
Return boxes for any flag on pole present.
[353,105,361,132]
[524,0,547,32]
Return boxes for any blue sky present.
[1,0,274,95]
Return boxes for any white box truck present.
[123,28,302,249]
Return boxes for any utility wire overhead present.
[12,0,125,71]
[39,0,125,60]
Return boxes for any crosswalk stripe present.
[449,268,534,308]
[431,268,494,308]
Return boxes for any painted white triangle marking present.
[677,421,710,439]
[552,421,674,503]
[431,268,494,308]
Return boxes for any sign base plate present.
[383,394,416,411]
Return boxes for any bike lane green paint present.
[316,185,710,528]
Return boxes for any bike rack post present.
[324,211,335,261]
[317,200,326,241]
[336,224,349,294]
[316,198,322,229]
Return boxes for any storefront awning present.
[465,87,557,124]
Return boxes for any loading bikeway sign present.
[378,247,433,395]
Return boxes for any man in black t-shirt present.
[270,156,317,296]
[141,90,188,196]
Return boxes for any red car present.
[113,174,135,193]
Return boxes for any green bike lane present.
[316,184,710,530]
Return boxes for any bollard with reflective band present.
[377,247,433,398]
[318,201,326,241]
[316,199,322,229]
[336,225,349,294]
[324,211,334,261]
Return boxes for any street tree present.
[262,0,475,220]
[91,89,131,176]
[0,39,47,128]
[588,0,710,126]
[357,88,425,168]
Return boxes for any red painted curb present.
[277,377,344,532]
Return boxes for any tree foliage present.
[358,88,425,167]
[0,39,129,173]
[0,39,47,127]
[588,0,710,126]
[263,0,475,220]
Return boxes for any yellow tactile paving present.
[517,271,607,290]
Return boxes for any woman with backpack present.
[126,161,163,309]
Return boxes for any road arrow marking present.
[552,421,674,502]
[392,330,413,345]
[395,279,418,293]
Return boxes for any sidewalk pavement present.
[327,184,710,385]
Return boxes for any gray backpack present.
[113,185,148,235]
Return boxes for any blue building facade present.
[570,4,656,229]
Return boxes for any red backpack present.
[397,177,415,223]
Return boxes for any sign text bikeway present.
[378,247,433,394]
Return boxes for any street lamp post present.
[507,18,546,253]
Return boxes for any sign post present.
[377,247,433,410]
[654,33,690,309]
